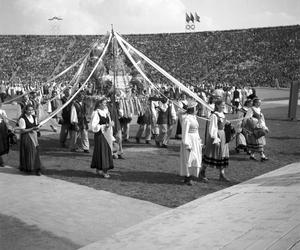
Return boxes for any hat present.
[186,100,197,109]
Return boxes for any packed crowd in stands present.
[0,25,299,89]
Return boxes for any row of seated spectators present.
[0,25,299,88]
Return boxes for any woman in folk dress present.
[180,101,203,186]
[201,100,230,182]
[90,97,114,178]
[19,104,41,175]
[244,98,269,161]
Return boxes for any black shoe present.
[261,157,269,162]
[0,164,4,168]
[219,174,230,182]
[118,154,125,159]
[35,170,41,176]
[155,141,160,147]
[83,150,90,153]
[250,155,258,161]
[70,148,81,153]
[145,140,150,144]
[199,175,209,183]
[123,139,130,143]
[183,177,193,186]
[135,138,140,143]
[161,144,168,148]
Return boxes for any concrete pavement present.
[1,162,300,250]
[0,167,169,247]
[80,162,300,250]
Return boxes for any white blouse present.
[19,115,35,129]
[0,109,7,123]
[91,108,109,133]
[209,111,225,144]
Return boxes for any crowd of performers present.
[0,82,269,184]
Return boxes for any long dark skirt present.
[203,130,229,169]
[0,122,9,156]
[19,134,41,173]
[176,119,182,136]
[91,132,114,172]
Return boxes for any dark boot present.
[219,171,230,182]
[199,169,209,183]
[184,176,192,186]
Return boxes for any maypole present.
[111,24,116,104]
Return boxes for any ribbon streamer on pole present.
[46,55,89,105]
[116,32,245,123]
[38,32,113,127]
[115,33,213,112]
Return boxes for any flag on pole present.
[185,13,190,23]
[190,12,194,23]
[195,12,200,22]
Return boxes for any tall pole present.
[111,24,116,104]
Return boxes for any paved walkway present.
[0,167,169,247]
[81,162,300,250]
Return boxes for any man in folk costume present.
[69,92,90,153]
[155,92,177,148]
[232,86,240,113]
[59,88,72,148]
[149,92,160,139]
[107,99,125,159]
[135,98,152,144]
[235,99,252,154]
[175,93,188,139]
[119,88,133,143]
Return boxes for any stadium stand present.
[0,25,299,88]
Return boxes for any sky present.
[0,0,299,35]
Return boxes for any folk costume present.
[91,108,114,175]
[203,111,229,179]
[180,110,202,184]
[19,114,41,174]
[155,99,177,147]
[136,99,152,144]
[235,105,249,153]
[70,99,89,152]
[59,94,72,147]
[244,106,269,161]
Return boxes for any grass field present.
[3,89,300,208]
